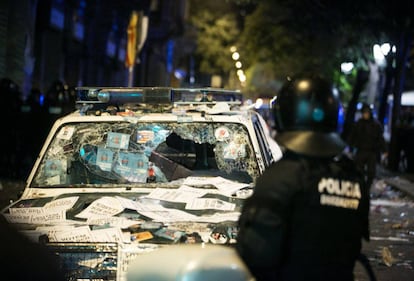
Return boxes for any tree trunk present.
[341,69,369,142]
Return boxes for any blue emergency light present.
[75,87,243,114]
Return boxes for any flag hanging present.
[125,11,138,68]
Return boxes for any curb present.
[383,177,414,199]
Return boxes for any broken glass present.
[32,121,259,187]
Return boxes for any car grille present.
[47,242,156,281]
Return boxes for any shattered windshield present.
[31,121,259,187]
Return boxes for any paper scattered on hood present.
[145,185,209,203]
[75,196,124,219]
[183,176,250,196]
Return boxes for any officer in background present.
[236,74,371,281]
[347,103,387,189]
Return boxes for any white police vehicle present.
[1,87,281,280]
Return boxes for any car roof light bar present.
[75,87,243,113]
[76,87,173,105]
[172,88,242,104]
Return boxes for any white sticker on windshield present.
[223,142,246,159]
[56,126,75,140]
[136,130,155,143]
[214,126,231,141]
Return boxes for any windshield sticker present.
[44,159,66,177]
[63,143,74,154]
[214,126,231,141]
[56,126,75,140]
[136,130,154,144]
[223,142,246,160]
[114,152,148,178]
[96,147,114,171]
[107,132,130,149]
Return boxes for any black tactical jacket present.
[236,152,370,281]
[348,118,386,153]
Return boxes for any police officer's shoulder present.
[256,157,304,193]
[264,151,308,174]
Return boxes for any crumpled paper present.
[381,246,394,267]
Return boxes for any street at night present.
[2,1,414,280]
[354,169,414,281]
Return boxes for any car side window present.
[252,114,274,167]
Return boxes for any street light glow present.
[255,98,263,109]
[341,62,354,74]
[229,46,245,87]
[373,43,395,67]
[232,52,240,61]
[381,43,391,56]
[373,44,384,59]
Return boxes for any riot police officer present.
[236,74,371,281]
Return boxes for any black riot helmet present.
[272,74,346,157]
[360,103,373,118]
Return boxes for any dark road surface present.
[1,166,414,281]
[355,168,414,281]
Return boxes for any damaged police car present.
[1,87,281,280]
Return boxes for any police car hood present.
[1,177,252,244]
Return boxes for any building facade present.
[1,0,194,100]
